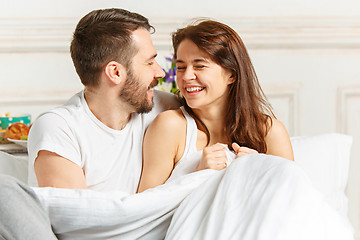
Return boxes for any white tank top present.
[167,107,236,182]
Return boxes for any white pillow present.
[291,133,352,218]
[0,151,28,183]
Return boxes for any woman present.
[138,20,293,192]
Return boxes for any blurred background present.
[0,0,359,238]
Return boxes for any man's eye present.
[176,66,186,70]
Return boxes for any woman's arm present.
[137,110,186,193]
[265,119,294,161]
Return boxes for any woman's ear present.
[104,61,127,85]
[227,73,236,85]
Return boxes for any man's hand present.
[232,142,258,158]
[196,143,227,171]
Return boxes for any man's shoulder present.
[29,91,85,136]
[37,91,83,120]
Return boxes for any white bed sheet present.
[0,133,354,239]
[33,153,354,240]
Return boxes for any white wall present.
[1,0,360,238]
[2,0,360,18]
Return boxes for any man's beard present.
[119,68,158,114]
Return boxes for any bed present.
[0,133,355,239]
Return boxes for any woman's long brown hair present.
[172,20,275,153]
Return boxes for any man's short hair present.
[70,8,154,87]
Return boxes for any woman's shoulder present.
[145,109,187,162]
[148,109,186,132]
[266,118,288,137]
[265,118,294,160]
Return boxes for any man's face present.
[119,28,165,113]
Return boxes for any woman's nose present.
[182,68,196,81]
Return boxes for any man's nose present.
[154,61,165,79]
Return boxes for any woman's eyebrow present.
[193,59,208,63]
[175,58,209,64]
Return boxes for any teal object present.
[0,115,31,130]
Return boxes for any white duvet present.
[33,153,354,240]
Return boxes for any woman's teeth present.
[186,87,204,93]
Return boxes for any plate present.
[7,138,28,148]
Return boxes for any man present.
[0,8,180,239]
[28,8,180,192]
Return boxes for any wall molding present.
[0,19,76,53]
[337,85,360,240]
[0,89,79,100]
[1,16,360,53]
[263,83,301,136]
[152,16,360,50]
[0,90,76,108]
[0,97,69,106]
[337,85,360,133]
[0,90,78,120]
[0,86,300,136]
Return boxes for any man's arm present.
[34,150,87,189]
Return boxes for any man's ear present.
[104,61,127,85]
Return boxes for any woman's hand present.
[196,143,228,171]
[232,142,258,158]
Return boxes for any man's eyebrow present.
[147,53,157,61]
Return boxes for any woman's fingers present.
[203,143,227,158]
[198,143,228,171]
[201,142,259,170]
[206,143,226,151]
[216,161,227,167]
[232,143,258,158]
[239,146,258,153]
[232,142,241,153]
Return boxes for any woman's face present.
[175,39,233,110]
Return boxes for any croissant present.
[5,122,30,140]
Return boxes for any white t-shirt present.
[27,90,180,194]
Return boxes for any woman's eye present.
[195,65,205,69]
[176,66,186,70]
[148,61,154,66]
